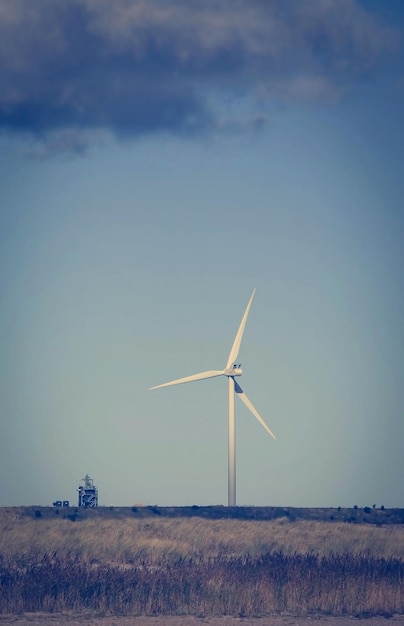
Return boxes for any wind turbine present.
[149,289,275,506]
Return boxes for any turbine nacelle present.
[224,364,242,377]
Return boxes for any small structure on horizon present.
[77,474,98,508]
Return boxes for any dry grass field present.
[0,508,403,563]
[0,507,403,620]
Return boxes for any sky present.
[0,0,403,508]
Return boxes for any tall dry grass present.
[1,510,403,617]
[0,512,403,564]
[0,552,402,616]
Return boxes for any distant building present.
[77,474,98,507]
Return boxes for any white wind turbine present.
[149,289,276,506]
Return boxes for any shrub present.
[149,506,162,516]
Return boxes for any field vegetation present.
[0,507,403,618]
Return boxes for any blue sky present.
[0,0,403,507]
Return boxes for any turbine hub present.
[224,364,242,377]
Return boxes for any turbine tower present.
[149,289,275,506]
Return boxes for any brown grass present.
[0,551,402,616]
[0,508,403,618]
[0,511,403,564]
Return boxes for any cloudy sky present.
[1,0,403,508]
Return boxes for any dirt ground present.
[0,614,403,626]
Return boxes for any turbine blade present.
[149,370,224,390]
[234,380,276,439]
[226,289,256,369]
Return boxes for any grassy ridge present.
[0,507,403,617]
[7,504,404,524]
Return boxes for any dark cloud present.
[0,0,399,152]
